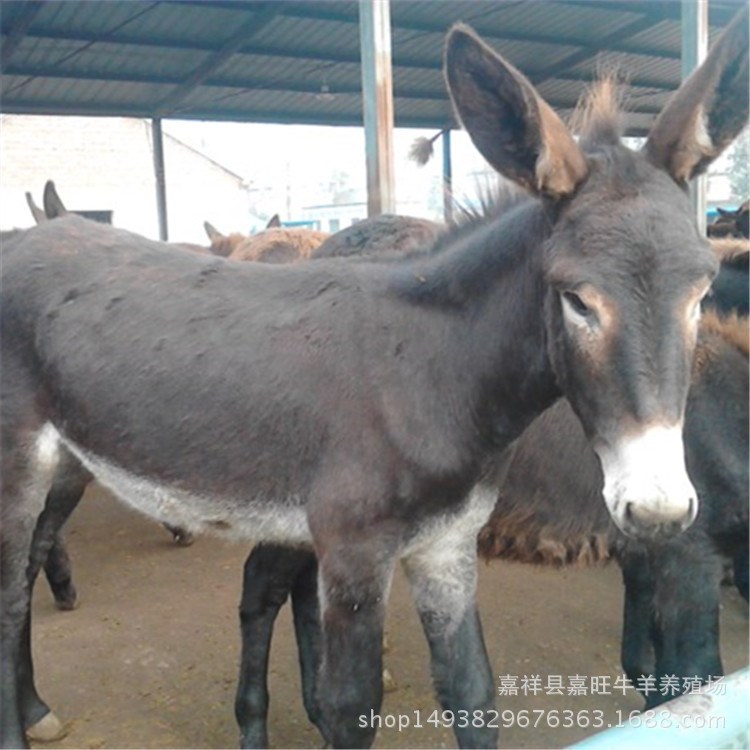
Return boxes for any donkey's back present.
[1,214,481,544]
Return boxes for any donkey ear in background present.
[26,191,47,224]
[43,180,68,219]
[645,6,749,183]
[265,213,282,229]
[444,24,588,199]
[203,220,224,241]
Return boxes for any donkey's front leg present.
[649,534,723,707]
[402,539,497,749]
[289,550,329,743]
[618,546,657,692]
[315,541,394,749]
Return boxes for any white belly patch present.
[34,424,495,557]
[35,423,312,545]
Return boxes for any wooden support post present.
[442,128,453,224]
[151,118,169,241]
[681,0,708,234]
[359,0,395,216]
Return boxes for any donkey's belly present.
[37,423,312,544]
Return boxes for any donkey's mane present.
[569,75,627,149]
[450,182,530,231]
[417,77,629,278]
[420,182,537,260]
[390,195,546,309]
[354,183,532,267]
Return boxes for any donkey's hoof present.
[173,531,195,547]
[382,667,398,693]
[54,598,78,611]
[26,712,68,742]
[54,588,78,611]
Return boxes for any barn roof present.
[1,0,745,136]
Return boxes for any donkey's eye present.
[560,289,600,331]
[562,291,590,317]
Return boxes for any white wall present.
[0,115,249,244]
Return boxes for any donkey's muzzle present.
[596,423,698,540]
[622,495,697,539]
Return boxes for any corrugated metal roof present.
[0,0,745,134]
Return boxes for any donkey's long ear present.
[26,191,47,224]
[265,213,282,229]
[204,220,223,241]
[43,180,67,219]
[445,24,588,199]
[645,7,749,183]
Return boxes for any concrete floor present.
[29,485,749,749]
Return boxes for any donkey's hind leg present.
[1,424,54,747]
[43,534,78,611]
[401,508,496,749]
[22,447,90,741]
[235,544,314,749]
[162,522,194,547]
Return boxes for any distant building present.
[0,115,251,243]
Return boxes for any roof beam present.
[0,64,665,114]
[0,0,45,68]
[558,0,742,25]
[152,2,282,116]
[3,27,683,91]
[0,95,655,136]
[0,63,440,102]
[240,44,678,92]
[0,20,679,93]
[5,15,687,65]
[527,11,664,85]
[0,96,429,127]
[277,2,684,60]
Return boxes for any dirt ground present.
[30,484,748,750]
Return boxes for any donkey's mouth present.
[616,495,697,540]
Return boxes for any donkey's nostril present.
[620,497,698,539]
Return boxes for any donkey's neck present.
[390,200,561,454]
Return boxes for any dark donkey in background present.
[2,15,748,750]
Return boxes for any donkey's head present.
[446,10,748,539]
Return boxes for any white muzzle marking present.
[596,423,697,536]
